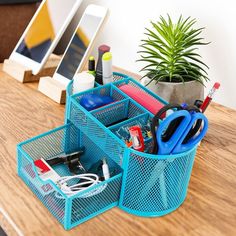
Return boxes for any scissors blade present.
[156,110,191,155]
[172,113,208,154]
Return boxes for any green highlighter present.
[88,56,96,77]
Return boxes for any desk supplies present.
[88,56,96,76]
[56,158,111,197]
[80,94,114,111]
[46,149,85,174]
[73,72,95,94]
[36,154,112,197]
[200,82,220,112]
[18,74,203,229]
[151,104,209,155]
[119,84,164,115]
[34,159,60,182]
[102,52,113,85]
[129,126,145,152]
[95,44,110,84]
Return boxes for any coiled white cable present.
[57,173,100,196]
[56,159,110,198]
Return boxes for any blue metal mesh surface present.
[17,72,199,229]
[70,174,122,226]
[18,149,66,225]
[69,100,126,166]
[66,72,129,101]
[65,73,129,123]
[72,85,126,107]
[91,99,147,127]
[17,124,122,230]
[119,148,197,216]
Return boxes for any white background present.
[61,0,236,109]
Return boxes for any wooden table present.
[0,65,236,236]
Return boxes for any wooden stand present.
[3,54,61,83]
[38,76,66,104]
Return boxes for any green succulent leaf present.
[138,15,210,84]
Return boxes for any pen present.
[200,82,220,112]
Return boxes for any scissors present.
[151,104,209,155]
[139,104,208,209]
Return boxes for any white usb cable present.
[56,159,110,198]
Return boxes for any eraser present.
[119,84,164,115]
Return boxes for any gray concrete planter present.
[141,78,204,105]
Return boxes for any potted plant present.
[138,15,210,105]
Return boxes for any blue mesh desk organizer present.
[17,72,198,230]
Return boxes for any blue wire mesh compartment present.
[91,99,148,127]
[109,113,152,140]
[119,147,197,216]
[66,72,130,101]
[17,123,123,230]
[65,72,130,122]
[17,71,200,230]
[69,95,126,167]
[72,84,127,106]
[65,74,199,220]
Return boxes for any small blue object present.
[80,94,114,111]
[181,103,188,109]
[156,110,208,155]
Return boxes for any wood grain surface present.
[0,65,236,236]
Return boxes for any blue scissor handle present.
[172,112,208,154]
[156,110,191,155]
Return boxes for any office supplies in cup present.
[140,104,209,208]
[151,104,209,155]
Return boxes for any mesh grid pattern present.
[113,73,129,82]
[91,100,128,127]
[17,72,199,228]
[18,124,123,229]
[18,150,66,225]
[73,85,126,106]
[70,101,125,166]
[110,114,150,139]
[120,148,197,214]
[66,73,129,100]
[91,99,146,127]
[71,175,122,225]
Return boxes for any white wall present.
[47,0,77,33]
[64,0,236,109]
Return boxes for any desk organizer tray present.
[66,75,198,217]
[17,72,199,230]
[17,123,122,230]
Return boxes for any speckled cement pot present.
[141,78,204,105]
